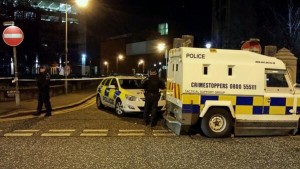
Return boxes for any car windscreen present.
[119,79,143,89]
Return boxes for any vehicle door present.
[102,78,112,106]
[264,70,295,116]
[107,78,119,107]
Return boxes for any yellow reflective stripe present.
[285,97,294,107]
[177,84,181,100]
[253,96,263,106]
[235,106,253,115]
[219,95,236,105]
[182,94,200,104]
[269,106,286,115]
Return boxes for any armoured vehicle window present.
[266,74,288,87]
[203,66,208,75]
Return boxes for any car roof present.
[104,76,143,80]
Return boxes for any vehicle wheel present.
[200,107,233,138]
[115,100,125,116]
[96,95,104,109]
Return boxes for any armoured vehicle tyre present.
[201,107,233,138]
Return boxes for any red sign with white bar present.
[2,26,24,47]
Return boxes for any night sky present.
[86,0,212,41]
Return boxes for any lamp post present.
[138,60,144,74]
[65,0,89,94]
[104,61,109,75]
[116,54,124,73]
[157,42,167,66]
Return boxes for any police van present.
[165,47,300,138]
[96,76,166,116]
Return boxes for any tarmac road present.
[0,99,299,169]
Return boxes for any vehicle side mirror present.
[108,85,116,89]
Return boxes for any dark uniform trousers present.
[143,92,160,125]
[37,92,52,114]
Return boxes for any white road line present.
[119,129,145,133]
[153,133,176,137]
[14,130,39,132]
[49,129,76,132]
[80,133,108,137]
[152,130,171,133]
[41,133,71,137]
[4,133,33,137]
[118,133,145,136]
[83,129,108,132]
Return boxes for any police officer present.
[142,68,165,127]
[33,65,52,116]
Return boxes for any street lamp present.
[116,54,124,73]
[65,0,89,94]
[138,60,144,74]
[157,42,168,67]
[104,61,109,75]
[157,43,166,52]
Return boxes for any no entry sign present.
[2,26,24,47]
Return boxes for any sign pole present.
[2,23,24,107]
[13,46,20,107]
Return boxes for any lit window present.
[158,23,168,35]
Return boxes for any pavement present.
[0,85,97,118]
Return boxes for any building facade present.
[0,0,87,77]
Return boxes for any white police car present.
[96,76,166,116]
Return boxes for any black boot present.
[32,112,41,116]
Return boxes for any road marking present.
[152,129,176,137]
[4,133,33,137]
[14,130,39,132]
[83,129,108,132]
[119,129,145,133]
[41,133,71,137]
[0,98,96,121]
[118,133,145,136]
[80,133,108,137]
[0,115,33,122]
[49,129,76,132]
[152,130,171,133]
[290,135,300,138]
[153,133,176,137]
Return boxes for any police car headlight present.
[125,95,137,101]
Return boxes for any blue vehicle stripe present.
[236,96,253,105]
[114,91,121,99]
[270,98,286,106]
[285,107,293,115]
[263,106,269,114]
[201,96,218,104]
[104,88,110,96]
[182,104,200,114]
[253,106,263,114]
